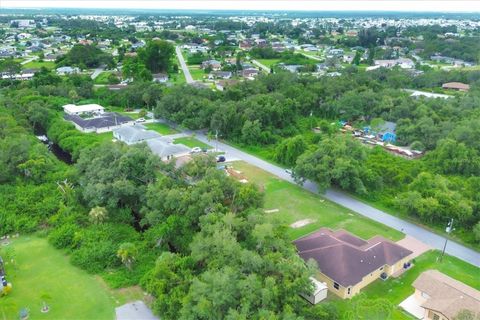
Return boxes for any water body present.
[34,128,73,164]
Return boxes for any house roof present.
[413,270,480,319]
[64,112,132,129]
[294,228,412,287]
[442,82,470,90]
[113,125,161,143]
[63,104,104,113]
[146,139,190,159]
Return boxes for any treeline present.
[152,68,480,246]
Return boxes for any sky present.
[1,0,479,12]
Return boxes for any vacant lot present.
[1,237,118,319]
[22,60,56,70]
[230,161,403,241]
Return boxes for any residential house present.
[64,113,134,133]
[294,228,412,299]
[405,270,480,320]
[63,104,105,116]
[201,59,222,71]
[56,66,80,75]
[146,139,191,161]
[152,73,169,83]
[442,82,470,92]
[208,71,232,79]
[113,125,161,145]
[241,68,259,80]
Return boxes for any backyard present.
[144,122,178,135]
[0,236,142,320]
[22,61,56,70]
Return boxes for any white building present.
[301,277,328,305]
[63,104,105,116]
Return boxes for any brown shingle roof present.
[294,228,412,287]
[413,270,480,319]
[442,82,470,91]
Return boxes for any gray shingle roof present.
[64,112,133,129]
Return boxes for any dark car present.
[216,155,226,162]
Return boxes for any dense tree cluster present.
[56,44,114,69]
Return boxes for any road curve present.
[192,131,480,267]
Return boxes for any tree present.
[0,59,21,83]
[274,135,308,167]
[138,40,174,73]
[117,242,138,270]
[88,206,108,225]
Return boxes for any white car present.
[136,118,146,123]
[191,147,202,153]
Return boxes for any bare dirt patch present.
[290,219,315,229]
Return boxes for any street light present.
[439,218,454,262]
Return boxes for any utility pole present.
[440,218,454,262]
[215,129,219,152]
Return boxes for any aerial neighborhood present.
[0,5,479,320]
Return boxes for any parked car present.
[216,155,226,162]
[136,118,146,123]
[191,147,202,153]
[285,169,293,176]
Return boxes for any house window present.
[333,282,340,290]
[432,314,440,320]
[347,287,351,295]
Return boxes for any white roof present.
[63,104,104,113]
[310,277,328,295]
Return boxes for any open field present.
[257,59,281,68]
[229,161,404,241]
[0,237,130,320]
[174,136,211,149]
[144,122,178,135]
[188,66,206,81]
[22,61,56,70]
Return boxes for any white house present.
[63,104,105,116]
[56,66,80,75]
[113,125,161,145]
[301,277,328,305]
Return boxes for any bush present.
[48,223,79,249]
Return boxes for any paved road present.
[251,59,270,73]
[21,56,38,65]
[175,46,194,84]
[90,66,105,80]
[191,131,480,266]
[299,52,323,61]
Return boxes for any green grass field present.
[22,60,56,70]
[188,66,207,81]
[1,237,121,320]
[257,59,281,68]
[94,71,115,85]
[174,136,211,149]
[230,161,404,241]
[144,122,178,135]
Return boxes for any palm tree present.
[117,242,137,270]
[88,206,108,225]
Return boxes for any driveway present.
[397,235,432,260]
[115,301,159,320]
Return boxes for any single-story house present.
[146,139,191,161]
[301,277,328,305]
[208,71,232,79]
[442,82,470,92]
[113,125,161,145]
[152,73,168,83]
[64,112,134,133]
[409,270,480,320]
[241,68,259,80]
[201,59,222,71]
[63,104,104,116]
[294,228,412,299]
[56,66,80,75]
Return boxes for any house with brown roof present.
[294,228,413,299]
[442,82,470,91]
[409,270,480,320]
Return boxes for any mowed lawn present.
[230,161,403,241]
[22,61,56,70]
[257,59,280,68]
[1,237,117,320]
[144,122,178,135]
[174,136,211,149]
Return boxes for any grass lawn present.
[188,66,207,81]
[174,136,211,149]
[354,250,480,319]
[144,122,178,135]
[0,236,137,320]
[22,60,56,70]
[230,161,404,241]
[257,59,281,68]
[94,71,115,85]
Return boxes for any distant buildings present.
[442,82,470,92]
[63,104,104,116]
